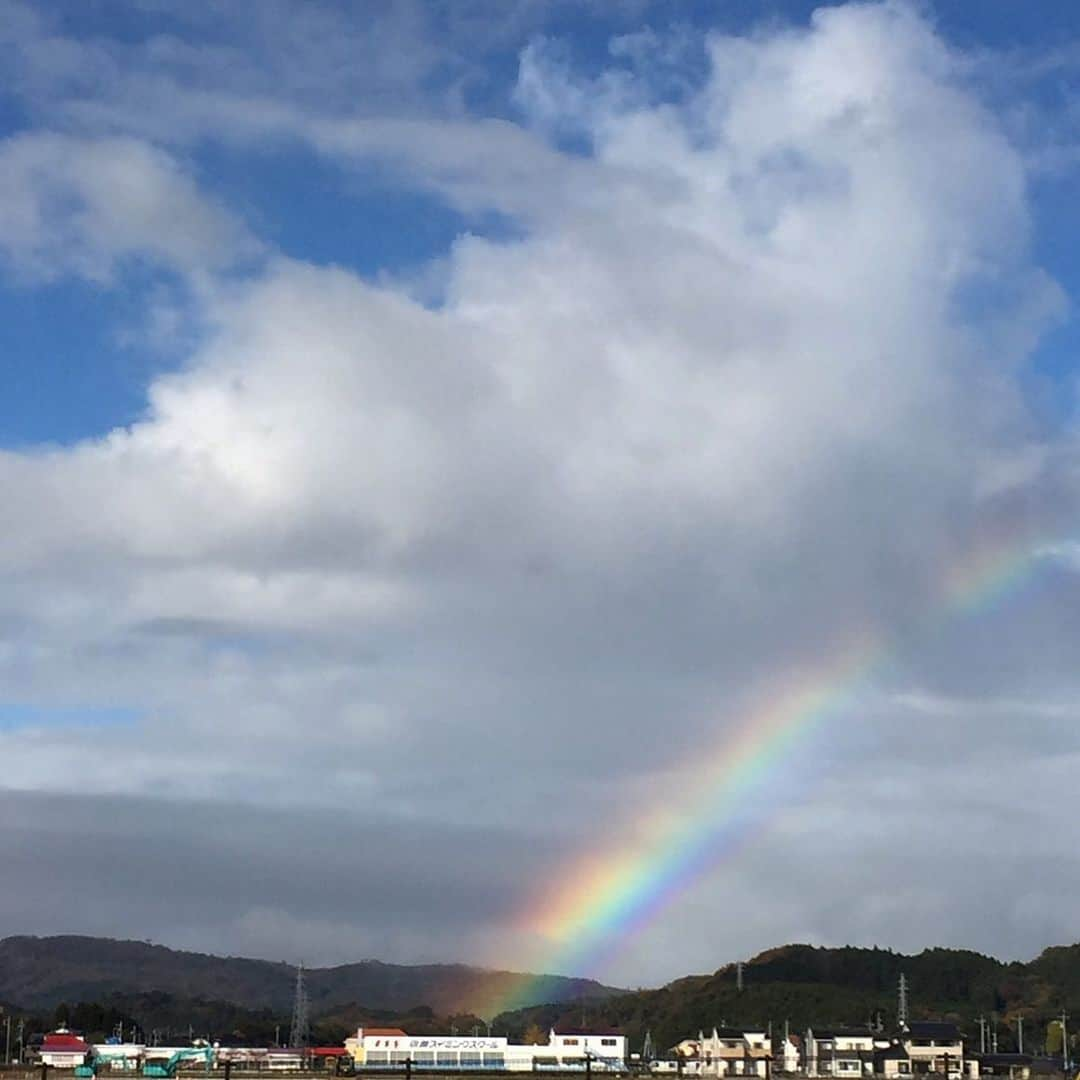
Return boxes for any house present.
[805,1028,877,1077]
[975,1055,1033,1080]
[344,1028,408,1066]
[550,1029,628,1069]
[40,1029,92,1068]
[699,1028,771,1077]
[777,1036,801,1075]
[876,1042,912,1077]
[900,1023,965,1077]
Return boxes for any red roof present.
[311,1048,348,1057]
[43,1033,90,1051]
[361,1029,407,1037]
[44,1032,89,1049]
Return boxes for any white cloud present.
[0,1,1079,982]
[0,131,256,281]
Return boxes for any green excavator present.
[75,1053,137,1078]
[142,1046,214,1078]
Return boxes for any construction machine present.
[142,1046,213,1078]
[76,1053,136,1078]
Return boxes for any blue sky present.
[2,0,1078,447]
[2,0,1080,984]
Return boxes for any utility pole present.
[289,963,311,1051]
[1060,1012,1069,1073]
[1017,1017,1023,1055]
[898,975,909,1028]
[5,1014,11,1065]
[991,1018,998,1055]
[978,1017,986,1055]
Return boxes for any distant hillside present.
[494,943,1080,1055]
[11,937,1080,1057]
[0,937,619,1019]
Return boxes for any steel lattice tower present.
[289,962,310,1049]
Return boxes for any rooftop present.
[904,1023,961,1040]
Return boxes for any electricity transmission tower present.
[898,974,909,1028]
[289,962,310,1049]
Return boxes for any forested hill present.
[494,943,1080,1054]
[0,936,618,1018]
[8,937,1080,1053]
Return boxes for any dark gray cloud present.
[0,790,568,966]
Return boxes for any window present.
[602,1040,617,1047]
[564,1040,580,1047]
[436,1054,457,1067]
[483,1054,505,1069]
[898,1064,911,1074]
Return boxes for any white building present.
[550,1030,628,1069]
[40,1030,92,1068]
[89,1044,144,1071]
[344,1027,626,1072]
[699,1028,771,1078]
[805,1028,877,1077]
[900,1023,972,1078]
[777,1036,800,1074]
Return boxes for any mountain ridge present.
[490,941,1080,1054]
[0,935,620,1019]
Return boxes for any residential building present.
[777,1036,801,1075]
[805,1028,877,1077]
[900,1023,965,1077]
[975,1055,1034,1080]
[551,1030,628,1068]
[700,1028,771,1077]
[40,1029,92,1068]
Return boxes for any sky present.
[1,0,1080,993]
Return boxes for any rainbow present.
[484,520,1068,1020]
